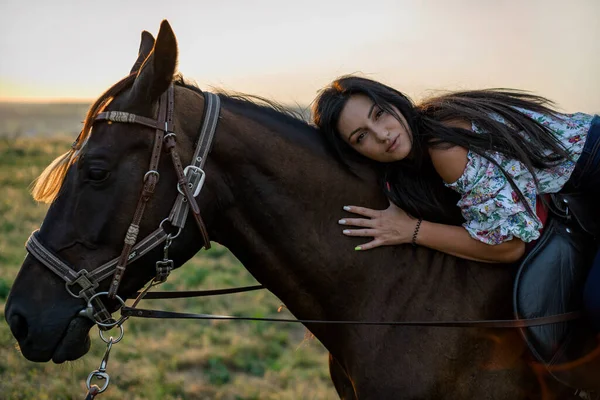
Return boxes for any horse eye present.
[88,168,110,182]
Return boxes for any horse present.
[4,20,597,399]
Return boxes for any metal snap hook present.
[86,371,110,393]
[99,325,124,344]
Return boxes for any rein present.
[121,304,582,329]
[124,286,581,328]
[127,273,578,327]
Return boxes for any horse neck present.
[206,108,432,320]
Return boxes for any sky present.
[0,0,599,113]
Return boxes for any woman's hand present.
[339,201,419,250]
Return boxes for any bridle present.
[25,83,221,326]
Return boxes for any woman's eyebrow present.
[348,102,376,141]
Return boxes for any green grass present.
[0,137,337,399]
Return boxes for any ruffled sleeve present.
[445,150,542,244]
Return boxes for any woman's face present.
[337,94,413,162]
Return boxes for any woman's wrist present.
[411,218,423,246]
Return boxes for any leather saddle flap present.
[514,216,600,390]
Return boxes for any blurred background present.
[1,0,599,398]
[2,0,599,108]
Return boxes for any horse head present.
[4,21,224,362]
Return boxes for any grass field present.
[0,136,337,399]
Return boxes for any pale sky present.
[1,0,599,113]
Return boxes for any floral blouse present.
[445,109,595,244]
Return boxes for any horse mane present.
[174,76,310,124]
[176,78,319,152]
[216,92,310,124]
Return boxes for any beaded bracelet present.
[412,219,423,246]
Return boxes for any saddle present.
[514,193,600,390]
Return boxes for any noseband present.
[26,84,221,325]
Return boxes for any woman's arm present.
[425,135,527,262]
[415,220,525,263]
[340,204,526,264]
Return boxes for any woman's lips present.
[387,136,399,152]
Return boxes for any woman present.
[312,75,599,328]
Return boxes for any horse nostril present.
[8,313,29,342]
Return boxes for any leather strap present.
[26,232,113,323]
[121,307,582,328]
[27,228,168,287]
[135,284,265,299]
[166,138,211,248]
[89,228,168,283]
[27,232,81,284]
[108,86,171,298]
[169,93,220,235]
[95,111,162,131]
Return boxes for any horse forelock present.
[31,74,138,203]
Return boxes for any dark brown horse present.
[4,21,596,399]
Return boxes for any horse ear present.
[130,31,155,74]
[129,20,178,104]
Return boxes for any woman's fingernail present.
[355,246,362,251]
[338,219,346,225]
[343,229,350,234]
[343,206,351,211]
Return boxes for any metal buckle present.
[65,270,99,298]
[164,132,176,141]
[180,165,206,197]
[155,259,174,283]
[143,170,160,182]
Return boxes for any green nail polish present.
[354,246,361,251]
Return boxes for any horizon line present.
[0,97,94,104]
[0,98,311,109]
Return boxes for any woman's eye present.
[88,168,110,182]
[374,109,385,120]
[356,132,367,144]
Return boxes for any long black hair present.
[312,75,570,225]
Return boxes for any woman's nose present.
[375,130,390,142]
